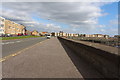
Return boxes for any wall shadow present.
[58,40,109,80]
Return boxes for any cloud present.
[101,28,118,36]
[96,19,118,36]
[110,19,118,25]
[0,2,111,33]
[98,25,106,27]
[45,24,61,31]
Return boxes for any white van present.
[46,34,51,39]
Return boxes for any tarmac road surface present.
[2,37,46,57]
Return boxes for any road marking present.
[1,40,22,45]
[0,39,49,62]
[16,41,21,43]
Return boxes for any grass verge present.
[1,36,44,40]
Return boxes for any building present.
[51,32,58,36]
[104,35,109,38]
[4,20,25,35]
[93,34,104,37]
[40,32,48,36]
[63,32,67,37]
[57,32,60,36]
[79,34,86,37]
[31,30,39,36]
[51,32,55,36]
[59,31,63,37]
[85,34,94,37]
[0,17,26,35]
[78,34,109,38]
[114,35,120,38]
[26,30,32,35]
[54,32,58,36]
[66,33,69,37]
[73,34,79,37]
[0,17,5,35]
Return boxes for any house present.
[40,32,48,36]
[31,30,39,36]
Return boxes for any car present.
[7,34,12,37]
[0,34,4,37]
[17,33,23,36]
[24,33,28,36]
[46,35,51,39]
[0,34,12,37]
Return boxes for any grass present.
[1,35,44,40]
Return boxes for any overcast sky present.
[0,1,118,36]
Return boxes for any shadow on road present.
[58,40,106,80]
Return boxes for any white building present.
[71,33,74,37]
[54,32,58,36]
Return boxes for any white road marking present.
[16,41,21,43]
[1,40,21,45]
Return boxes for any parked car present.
[24,33,28,36]
[0,34,4,37]
[7,34,12,37]
[17,33,23,36]
[0,34,12,37]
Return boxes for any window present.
[1,24,4,27]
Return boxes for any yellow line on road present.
[0,39,49,62]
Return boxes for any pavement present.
[2,37,46,57]
[2,37,103,78]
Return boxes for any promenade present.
[2,37,102,78]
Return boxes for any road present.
[2,37,46,57]
[2,37,103,78]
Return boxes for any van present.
[46,35,51,39]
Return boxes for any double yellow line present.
[0,39,49,62]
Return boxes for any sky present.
[0,1,119,36]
